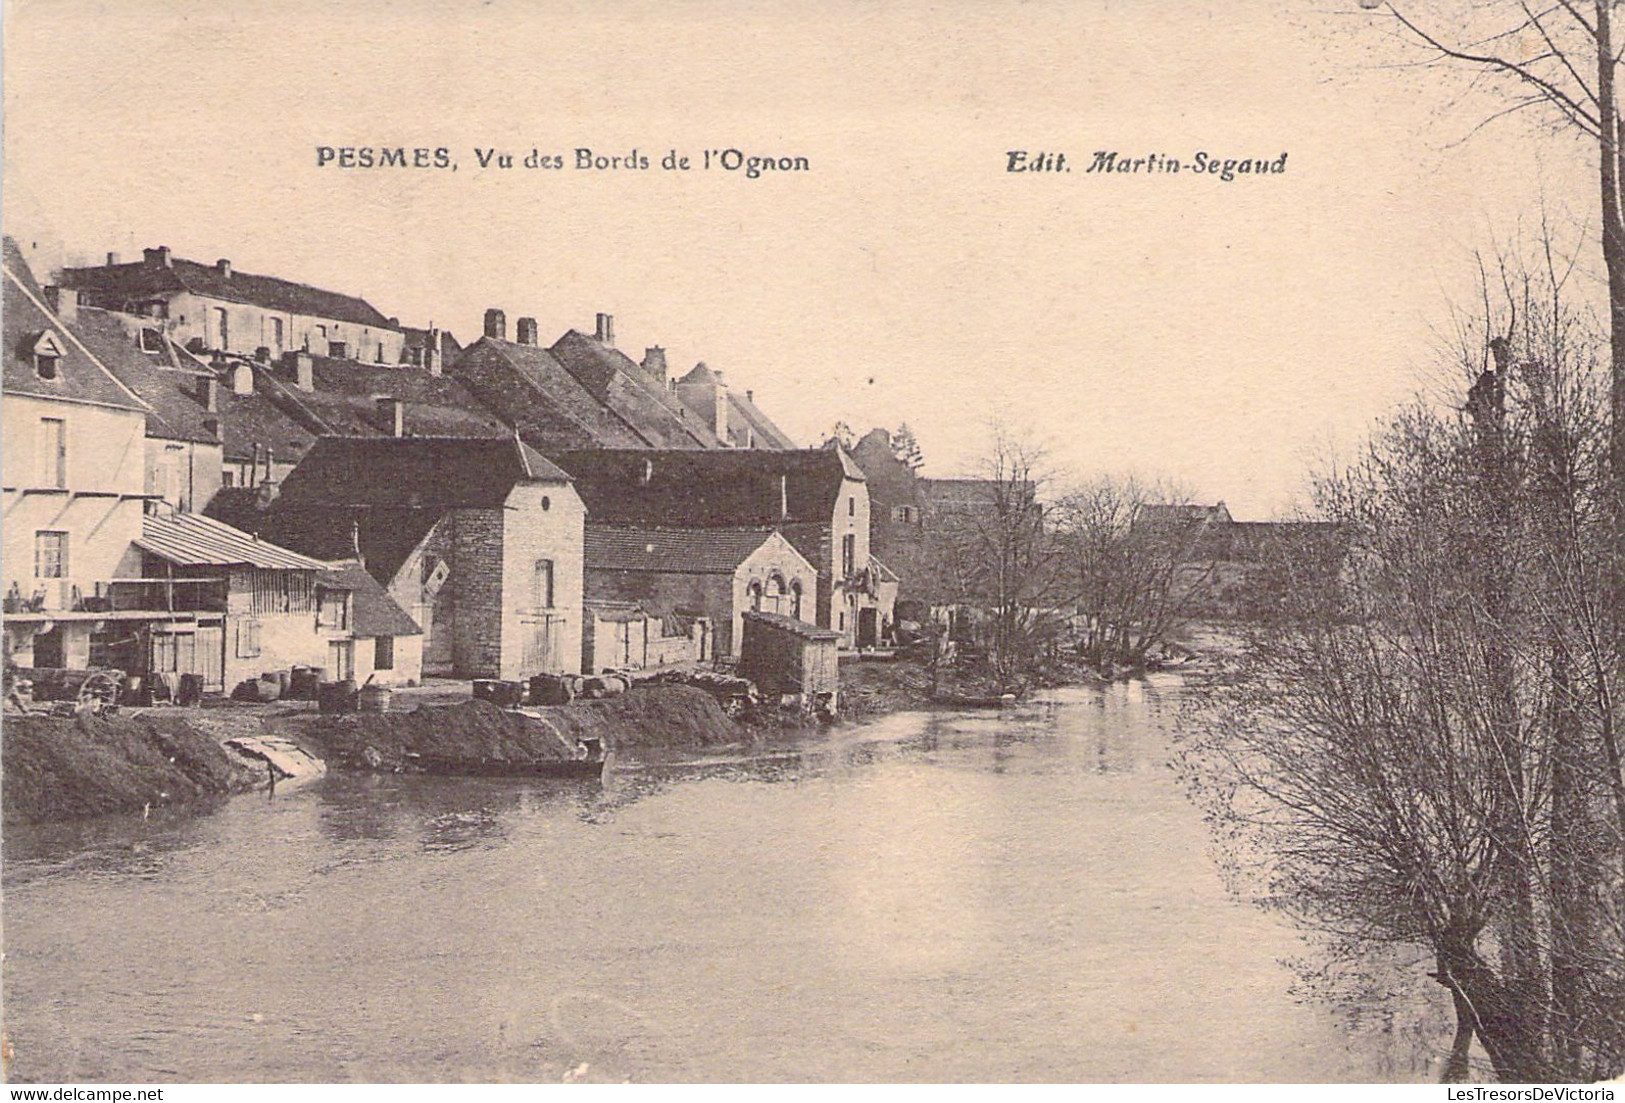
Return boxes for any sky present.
[2,0,1603,518]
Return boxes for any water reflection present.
[2,679,1451,1083]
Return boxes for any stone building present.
[242,435,585,679]
[583,525,816,659]
[63,247,407,364]
[557,446,890,649]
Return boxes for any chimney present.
[231,363,254,396]
[249,443,260,486]
[712,369,730,443]
[45,286,78,324]
[424,326,443,376]
[780,474,788,520]
[484,308,507,341]
[198,375,219,412]
[642,346,667,382]
[377,396,404,438]
[143,246,172,268]
[216,258,231,278]
[595,312,615,345]
[746,389,754,404]
[201,417,220,439]
[516,317,539,346]
[291,351,314,392]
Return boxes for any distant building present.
[235,435,585,679]
[583,525,817,659]
[63,247,407,364]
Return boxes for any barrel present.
[177,673,205,707]
[318,678,357,713]
[357,683,392,713]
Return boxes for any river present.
[2,677,1451,1082]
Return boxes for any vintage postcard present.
[3,0,1623,1089]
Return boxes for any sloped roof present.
[293,355,508,438]
[70,308,219,444]
[2,238,149,413]
[728,391,796,449]
[919,477,1031,507]
[742,610,841,640]
[450,337,648,453]
[321,561,421,637]
[1134,502,1234,526]
[550,329,720,449]
[585,525,801,575]
[214,369,318,465]
[556,448,861,528]
[137,510,329,569]
[238,435,569,581]
[63,252,397,330]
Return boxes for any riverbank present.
[2,710,267,824]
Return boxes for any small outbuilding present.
[738,610,841,712]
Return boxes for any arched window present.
[747,580,763,611]
[765,573,785,614]
[790,579,804,619]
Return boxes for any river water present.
[2,678,1451,1082]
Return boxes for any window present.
[222,470,235,488]
[765,574,785,614]
[848,496,856,517]
[31,330,64,379]
[747,581,763,611]
[317,589,349,630]
[842,533,856,576]
[790,580,803,619]
[153,631,196,675]
[213,307,229,350]
[236,618,262,658]
[533,559,555,610]
[34,531,67,578]
[269,317,285,355]
[374,635,395,671]
[39,418,65,488]
[893,505,916,524]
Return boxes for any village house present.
[63,303,224,512]
[670,360,797,450]
[114,509,421,693]
[235,435,585,680]
[583,525,817,660]
[62,247,407,365]
[2,239,154,668]
[556,447,892,650]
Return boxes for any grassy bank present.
[3,711,265,824]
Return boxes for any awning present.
[136,511,329,570]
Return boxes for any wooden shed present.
[738,610,841,711]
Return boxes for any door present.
[328,640,354,682]
[194,623,225,691]
[858,607,879,649]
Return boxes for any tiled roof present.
[63,253,397,330]
[2,238,149,413]
[70,308,219,444]
[137,509,329,570]
[321,561,421,637]
[728,391,796,449]
[450,338,648,453]
[585,525,788,575]
[239,435,569,581]
[549,329,721,449]
[294,355,508,438]
[556,448,860,528]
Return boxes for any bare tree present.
[1183,271,1625,1082]
[1052,476,1218,670]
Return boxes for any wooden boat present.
[404,752,607,780]
[931,692,1021,709]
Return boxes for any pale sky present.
[3,0,1602,518]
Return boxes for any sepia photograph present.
[2,0,1623,1088]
